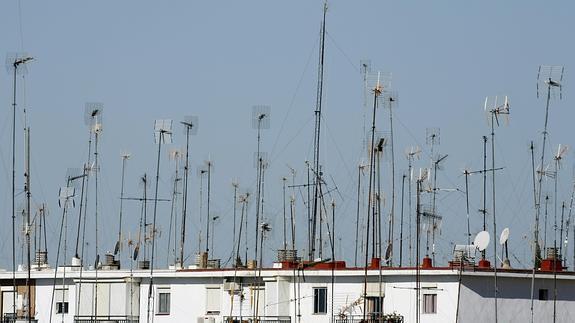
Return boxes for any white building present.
[1,261,575,323]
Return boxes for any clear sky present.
[0,0,574,270]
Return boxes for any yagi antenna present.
[366,71,392,98]
[253,151,269,168]
[85,102,104,133]
[154,119,173,144]
[484,96,510,127]
[383,91,399,110]
[426,128,441,146]
[418,168,429,182]
[252,105,271,129]
[405,146,422,159]
[58,186,76,208]
[554,144,569,169]
[5,52,34,74]
[537,65,565,99]
[181,115,199,135]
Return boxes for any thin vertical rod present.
[255,122,262,261]
[25,126,31,323]
[354,165,362,266]
[117,156,128,257]
[362,85,379,322]
[311,1,328,261]
[465,172,471,246]
[93,131,100,319]
[180,126,191,267]
[416,179,422,323]
[283,178,287,250]
[233,184,238,261]
[206,162,212,255]
[399,173,406,266]
[408,158,413,266]
[529,141,538,323]
[389,101,396,266]
[11,62,17,317]
[147,132,164,323]
[491,113,499,323]
[482,136,487,260]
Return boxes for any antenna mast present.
[252,105,270,264]
[385,92,399,266]
[147,119,173,323]
[180,116,198,268]
[7,53,33,319]
[115,153,131,262]
[485,95,510,323]
[311,1,328,261]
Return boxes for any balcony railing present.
[1,314,38,323]
[74,316,138,323]
[334,314,404,323]
[223,316,291,323]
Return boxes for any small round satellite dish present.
[474,231,490,252]
[499,228,510,245]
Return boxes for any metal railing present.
[334,314,404,323]
[74,316,139,323]
[223,316,291,323]
[1,315,38,323]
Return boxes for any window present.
[539,289,549,301]
[313,287,327,314]
[366,297,383,316]
[56,302,69,314]
[423,294,437,314]
[157,290,171,315]
[54,289,69,315]
[206,287,221,315]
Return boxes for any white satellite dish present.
[499,228,510,245]
[474,231,490,252]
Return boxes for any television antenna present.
[167,148,182,267]
[148,118,173,323]
[204,159,214,257]
[383,91,399,266]
[85,102,105,317]
[485,95,510,323]
[533,66,565,278]
[405,146,421,266]
[114,153,131,258]
[252,105,270,264]
[415,167,429,323]
[235,191,251,267]
[6,53,34,317]
[553,145,568,261]
[179,115,198,268]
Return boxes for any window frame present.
[156,289,171,315]
[56,302,69,314]
[422,293,437,314]
[313,287,328,315]
[206,286,222,315]
[538,289,549,301]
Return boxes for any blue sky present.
[0,1,574,269]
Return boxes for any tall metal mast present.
[310,1,328,261]
[147,119,173,323]
[180,116,198,268]
[7,53,33,318]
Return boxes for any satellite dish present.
[499,228,510,245]
[474,231,490,252]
